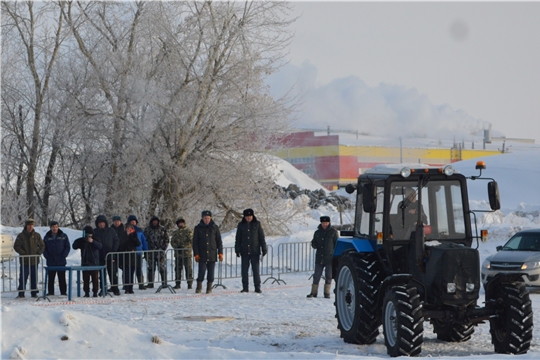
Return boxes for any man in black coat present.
[192,210,223,294]
[111,215,127,290]
[72,226,103,297]
[121,224,141,294]
[235,208,267,293]
[94,215,120,295]
[307,216,338,299]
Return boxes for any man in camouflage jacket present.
[14,218,45,298]
[170,218,194,289]
[143,216,169,288]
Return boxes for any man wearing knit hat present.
[43,220,70,296]
[14,218,45,298]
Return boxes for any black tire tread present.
[383,285,424,357]
[432,320,475,342]
[490,282,533,354]
[335,253,384,345]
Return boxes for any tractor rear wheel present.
[335,252,383,344]
[382,285,424,357]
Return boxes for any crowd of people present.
[13,210,336,299]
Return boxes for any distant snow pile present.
[270,156,324,191]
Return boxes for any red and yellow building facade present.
[270,131,501,190]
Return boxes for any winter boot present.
[195,281,202,294]
[324,284,332,299]
[255,286,262,294]
[174,281,181,290]
[306,284,319,298]
[206,282,213,294]
[187,281,193,290]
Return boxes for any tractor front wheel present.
[382,285,424,357]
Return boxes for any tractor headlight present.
[521,261,540,270]
[447,283,456,293]
[400,167,411,178]
[482,259,491,269]
[443,165,455,176]
[466,283,475,292]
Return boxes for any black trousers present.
[100,256,119,290]
[123,266,136,292]
[83,270,99,294]
[196,261,216,282]
[48,270,67,295]
[241,254,261,290]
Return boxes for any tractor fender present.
[333,237,376,257]
[485,272,526,301]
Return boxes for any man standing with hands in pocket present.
[235,208,267,294]
[193,210,223,294]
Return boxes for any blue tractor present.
[333,162,533,357]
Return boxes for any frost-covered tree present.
[1,1,67,224]
[2,1,298,233]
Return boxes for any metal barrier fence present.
[1,255,45,297]
[1,242,317,297]
[272,242,316,285]
[164,246,277,290]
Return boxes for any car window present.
[518,234,540,251]
[502,233,540,251]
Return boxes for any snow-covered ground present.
[2,150,540,359]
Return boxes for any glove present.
[262,250,267,257]
[218,253,223,262]
[236,252,240,258]
[194,255,200,263]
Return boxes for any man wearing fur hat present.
[14,218,45,298]
[307,216,338,299]
[192,210,223,294]
[235,208,267,293]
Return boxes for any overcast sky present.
[269,2,540,142]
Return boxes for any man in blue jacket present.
[127,215,148,290]
[43,221,70,296]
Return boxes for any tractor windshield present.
[389,180,466,241]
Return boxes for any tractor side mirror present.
[362,183,377,213]
[487,181,501,211]
[345,184,357,194]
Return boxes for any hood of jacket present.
[127,214,138,224]
[95,214,109,228]
[149,216,160,228]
